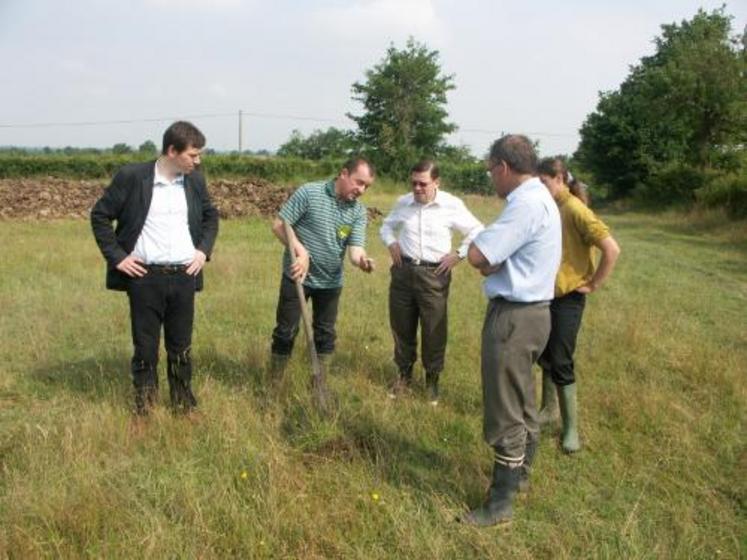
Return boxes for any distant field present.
[0,191,744,558]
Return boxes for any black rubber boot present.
[460,460,520,527]
[167,350,197,413]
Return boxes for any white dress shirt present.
[473,177,561,302]
[132,162,195,265]
[380,190,483,261]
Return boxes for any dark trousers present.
[271,274,342,356]
[538,291,586,386]
[388,262,451,376]
[481,298,551,461]
[126,270,197,409]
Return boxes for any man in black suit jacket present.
[91,121,219,415]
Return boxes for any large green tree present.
[277,127,357,160]
[348,38,457,176]
[575,8,747,200]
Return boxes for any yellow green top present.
[555,187,610,297]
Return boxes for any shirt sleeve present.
[348,204,367,248]
[572,202,610,246]
[451,198,484,258]
[379,196,406,247]
[472,199,534,266]
[278,185,310,226]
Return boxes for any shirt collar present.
[408,189,442,207]
[506,177,540,202]
[154,161,184,186]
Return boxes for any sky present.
[1,0,744,157]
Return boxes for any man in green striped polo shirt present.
[269,157,376,374]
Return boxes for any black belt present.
[146,264,188,274]
[402,256,440,267]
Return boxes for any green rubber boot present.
[557,383,581,453]
[537,370,558,426]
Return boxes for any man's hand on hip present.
[435,252,461,275]
[388,243,403,267]
[116,254,147,277]
[186,250,207,276]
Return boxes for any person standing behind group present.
[380,160,483,405]
[536,157,621,452]
[269,158,376,378]
[91,121,219,415]
[460,135,561,527]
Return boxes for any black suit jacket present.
[91,160,219,291]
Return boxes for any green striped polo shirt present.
[279,179,367,289]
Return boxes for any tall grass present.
[0,193,744,558]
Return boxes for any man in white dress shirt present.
[461,134,561,526]
[91,122,219,415]
[380,160,483,405]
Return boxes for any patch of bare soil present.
[0,178,383,221]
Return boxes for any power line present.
[0,110,348,129]
[0,110,575,138]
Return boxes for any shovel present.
[282,221,332,414]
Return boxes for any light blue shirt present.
[473,177,561,302]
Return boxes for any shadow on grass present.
[29,346,267,410]
[278,396,475,503]
[30,355,131,408]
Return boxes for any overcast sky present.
[1,0,744,157]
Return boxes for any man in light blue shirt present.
[460,135,561,527]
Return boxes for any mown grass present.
[0,192,744,559]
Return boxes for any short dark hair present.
[410,159,439,180]
[162,121,206,154]
[488,135,537,175]
[342,156,375,177]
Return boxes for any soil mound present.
[0,178,382,221]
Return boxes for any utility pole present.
[238,109,243,153]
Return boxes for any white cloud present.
[142,0,245,9]
[311,0,446,44]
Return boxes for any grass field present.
[0,190,745,559]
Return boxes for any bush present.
[696,172,747,219]
[633,163,716,207]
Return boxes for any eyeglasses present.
[411,180,432,188]
[485,161,503,178]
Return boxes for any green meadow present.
[0,190,745,558]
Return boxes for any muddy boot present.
[557,383,581,453]
[269,353,290,385]
[388,366,413,399]
[538,369,558,426]
[167,350,197,413]
[132,359,158,415]
[317,353,332,376]
[425,371,440,406]
[134,384,158,416]
[518,435,539,493]
[460,458,521,527]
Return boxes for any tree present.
[277,127,357,160]
[112,143,133,154]
[348,38,457,177]
[575,8,747,200]
[138,140,157,155]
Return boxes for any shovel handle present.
[282,221,323,380]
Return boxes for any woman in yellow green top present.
[536,158,621,453]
